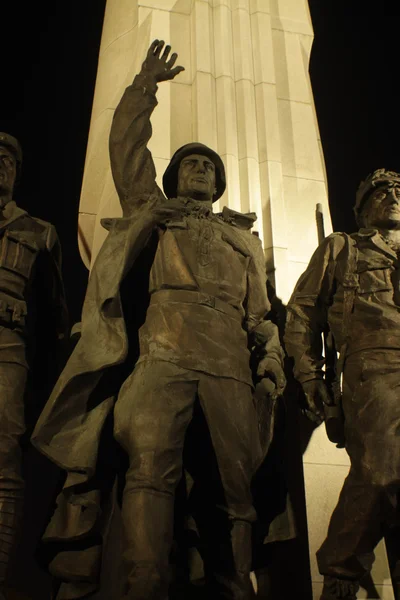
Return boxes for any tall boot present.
[120,490,175,600]
[320,576,359,600]
[0,499,23,589]
[210,519,255,600]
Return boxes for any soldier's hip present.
[342,349,400,488]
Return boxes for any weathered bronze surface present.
[0,133,67,599]
[31,41,287,600]
[285,168,400,599]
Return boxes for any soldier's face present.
[0,146,17,195]
[177,154,216,201]
[363,183,400,229]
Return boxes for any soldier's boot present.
[0,499,24,597]
[320,576,360,600]
[120,490,174,600]
[211,519,256,600]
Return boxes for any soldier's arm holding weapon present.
[284,223,345,429]
[315,204,345,446]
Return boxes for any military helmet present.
[162,142,226,202]
[0,133,22,165]
[354,168,400,226]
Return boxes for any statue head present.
[163,143,226,203]
[355,168,400,229]
[0,133,22,200]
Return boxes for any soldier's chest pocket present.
[0,231,40,279]
[357,258,392,294]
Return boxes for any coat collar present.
[356,228,398,260]
[0,200,27,233]
[100,205,258,232]
[219,206,257,230]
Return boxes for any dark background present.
[308,2,400,233]
[1,2,400,598]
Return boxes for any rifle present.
[315,204,345,447]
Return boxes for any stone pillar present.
[78,1,393,598]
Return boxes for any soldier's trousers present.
[317,350,400,583]
[0,361,28,583]
[114,359,261,600]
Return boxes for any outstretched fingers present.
[161,44,171,61]
[147,39,160,57]
[154,39,165,57]
[144,40,184,82]
[166,65,185,79]
[166,52,178,69]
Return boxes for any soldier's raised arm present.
[109,40,184,214]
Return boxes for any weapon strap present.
[336,234,359,378]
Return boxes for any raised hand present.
[141,39,185,83]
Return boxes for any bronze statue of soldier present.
[285,168,400,599]
[32,41,286,600]
[0,133,67,599]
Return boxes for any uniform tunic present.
[136,207,279,385]
[0,200,65,497]
[285,229,400,581]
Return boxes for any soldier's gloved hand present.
[152,198,190,226]
[256,356,286,399]
[301,379,331,425]
[140,39,185,83]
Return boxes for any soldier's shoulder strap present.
[336,233,359,366]
[340,233,359,330]
[219,206,257,230]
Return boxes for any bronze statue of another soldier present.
[285,168,400,599]
[0,133,67,599]
[32,41,286,600]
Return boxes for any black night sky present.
[1,1,400,319]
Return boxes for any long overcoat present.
[32,202,159,478]
[32,203,298,600]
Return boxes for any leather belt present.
[346,332,400,357]
[149,289,242,321]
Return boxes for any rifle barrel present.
[315,203,325,245]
